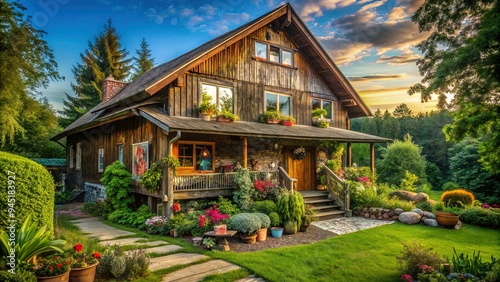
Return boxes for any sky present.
[22,0,439,115]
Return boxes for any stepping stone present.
[161,260,240,282]
[124,245,182,256]
[235,275,266,282]
[100,237,167,247]
[71,218,134,240]
[150,253,208,272]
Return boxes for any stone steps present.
[161,260,241,282]
[150,253,208,272]
[124,245,182,256]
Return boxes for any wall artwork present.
[132,142,149,180]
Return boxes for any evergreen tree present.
[393,103,413,118]
[409,0,500,174]
[132,38,155,80]
[60,20,131,127]
[0,0,60,144]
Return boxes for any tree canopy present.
[60,20,132,127]
[132,38,155,80]
[0,0,60,145]
[409,0,500,174]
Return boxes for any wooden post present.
[159,130,169,217]
[346,143,352,167]
[243,137,248,168]
[370,143,375,175]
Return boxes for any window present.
[254,41,294,66]
[266,92,291,116]
[69,145,74,169]
[117,144,124,163]
[177,141,215,172]
[312,99,333,120]
[76,142,82,170]
[201,83,234,112]
[98,148,104,172]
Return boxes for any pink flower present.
[482,203,490,209]
[400,274,412,282]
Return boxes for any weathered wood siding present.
[167,25,348,128]
[66,116,164,184]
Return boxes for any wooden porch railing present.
[173,171,279,191]
[278,166,297,192]
[324,166,350,211]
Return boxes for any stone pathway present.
[71,217,245,281]
[312,217,395,235]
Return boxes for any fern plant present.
[100,161,133,210]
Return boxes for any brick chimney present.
[102,75,127,103]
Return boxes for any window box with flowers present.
[69,243,100,282]
[293,147,306,160]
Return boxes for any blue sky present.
[22,0,439,114]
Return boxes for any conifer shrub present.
[441,189,475,207]
[0,151,54,233]
[100,161,133,210]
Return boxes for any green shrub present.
[485,262,500,282]
[210,196,240,215]
[176,211,211,237]
[255,213,271,228]
[0,151,54,233]
[396,241,442,277]
[457,206,500,229]
[124,249,150,279]
[416,201,434,212]
[0,269,36,282]
[107,205,154,229]
[233,166,255,211]
[97,245,150,280]
[277,191,305,227]
[442,189,475,207]
[167,213,188,230]
[82,201,113,219]
[100,161,133,210]
[229,213,261,235]
[400,170,419,192]
[434,202,445,211]
[447,247,497,278]
[55,189,72,204]
[268,212,281,227]
[351,183,415,211]
[442,182,459,191]
[252,200,277,215]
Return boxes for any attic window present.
[254,41,294,66]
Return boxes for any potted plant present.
[68,243,100,282]
[279,115,295,126]
[277,192,305,234]
[300,205,318,232]
[268,212,283,238]
[205,204,230,235]
[255,213,271,241]
[229,213,261,244]
[259,110,280,124]
[216,110,239,122]
[33,255,71,282]
[312,108,327,122]
[198,92,217,121]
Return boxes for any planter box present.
[214,224,227,235]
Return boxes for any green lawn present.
[210,222,500,282]
[428,190,444,202]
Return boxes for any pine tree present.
[132,38,155,80]
[60,20,131,127]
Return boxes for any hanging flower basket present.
[293,147,306,160]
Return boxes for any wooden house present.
[52,3,389,218]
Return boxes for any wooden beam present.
[370,143,375,174]
[346,143,352,167]
[243,136,248,168]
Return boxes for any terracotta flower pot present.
[216,116,233,123]
[266,118,279,124]
[256,228,267,241]
[240,234,257,244]
[69,262,99,282]
[201,114,211,121]
[435,212,459,227]
[213,224,227,235]
[37,271,70,282]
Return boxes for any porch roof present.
[139,106,391,143]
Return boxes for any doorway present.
[284,147,316,191]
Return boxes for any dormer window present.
[255,41,294,66]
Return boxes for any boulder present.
[455,221,462,230]
[389,190,429,203]
[423,211,436,219]
[412,208,424,216]
[423,219,439,227]
[394,208,404,215]
[399,212,422,224]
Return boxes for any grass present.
[428,190,444,202]
[210,222,500,282]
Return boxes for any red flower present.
[493,204,499,208]
[57,263,62,268]
[198,214,206,227]
[49,265,53,270]
[173,202,181,212]
[92,251,101,259]
[73,243,83,253]
[66,260,71,265]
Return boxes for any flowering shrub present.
[204,205,230,225]
[71,243,99,268]
[33,255,71,277]
[145,215,169,235]
[400,273,412,282]
[357,176,372,187]
[482,203,491,209]
[253,179,278,200]
[282,120,293,126]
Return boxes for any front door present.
[284,147,315,191]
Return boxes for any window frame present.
[265,91,292,116]
[117,144,124,164]
[200,82,235,113]
[254,41,295,67]
[98,147,104,173]
[312,98,334,121]
[69,145,74,169]
[76,142,82,170]
[176,141,216,173]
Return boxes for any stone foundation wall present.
[84,182,106,203]
[354,207,399,221]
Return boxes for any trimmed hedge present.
[441,189,475,207]
[458,207,500,229]
[0,151,54,234]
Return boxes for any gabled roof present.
[54,3,372,140]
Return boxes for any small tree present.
[100,161,133,210]
[377,134,427,186]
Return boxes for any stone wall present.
[84,182,106,203]
[354,207,399,221]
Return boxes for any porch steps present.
[300,191,346,220]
